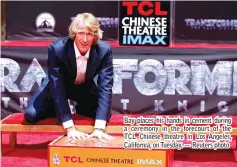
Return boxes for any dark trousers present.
[24,77,98,123]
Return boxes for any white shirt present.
[62,42,106,130]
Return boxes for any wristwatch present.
[95,128,105,132]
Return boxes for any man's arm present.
[89,45,114,140]
[48,44,73,126]
[95,45,113,130]
[48,44,89,139]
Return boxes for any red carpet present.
[1,132,237,167]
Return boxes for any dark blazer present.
[48,36,113,123]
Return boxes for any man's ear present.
[93,36,99,45]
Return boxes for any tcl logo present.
[63,156,84,163]
[122,1,168,16]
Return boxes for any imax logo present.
[137,159,163,165]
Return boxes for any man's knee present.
[24,106,38,123]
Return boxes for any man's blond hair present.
[69,13,103,45]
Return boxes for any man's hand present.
[67,126,89,140]
[89,129,115,140]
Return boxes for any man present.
[24,13,114,140]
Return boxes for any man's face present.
[74,20,95,55]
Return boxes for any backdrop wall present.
[2,46,237,118]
